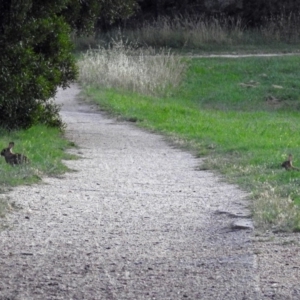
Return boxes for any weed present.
[77,39,187,97]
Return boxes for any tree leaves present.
[0,1,77,129]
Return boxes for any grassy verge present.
[0,124,75,217]
[79,51,300,231]
[0,125,75,187]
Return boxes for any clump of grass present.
[252,182,300,232]
[77,39,187,97]
[0,197,13,218]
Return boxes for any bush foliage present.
[0,1,79,129]
[0,0,138,130]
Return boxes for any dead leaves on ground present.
[237,78,287,108]
[238,80,284,90]
[238,80,260,88]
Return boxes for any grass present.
[2,12,300,229]
[77,41,186,97]
[78,49,300,231]
[0,197,15,218]
[76,14,300,54]
[181,56,300,111]
[0,124,75,220]
[0,124,75,188]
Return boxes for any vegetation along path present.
[0,85,299,299]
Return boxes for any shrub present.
[0,0,114,130]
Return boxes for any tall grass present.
[260,12,300,44]
[123,15,245,49]
[76,14,300,53]
[0,125,75,188]
[77,40,186,97]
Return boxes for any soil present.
[0,84,299,299]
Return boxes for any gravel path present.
[0,85,299,299]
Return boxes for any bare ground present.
[0,85,299,299]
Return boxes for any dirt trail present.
[0,85,299,299]
[191,53,300,58]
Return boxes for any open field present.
[79,50,300,231]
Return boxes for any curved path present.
[0,85,298,299]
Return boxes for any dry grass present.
[83,14,300,53]
[123,15,245,48]
[77,40,187,97]
[253,183,300,231]
[260,13,300,43]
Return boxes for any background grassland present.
[80,54,300,231]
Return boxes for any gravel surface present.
[0,84,299,299]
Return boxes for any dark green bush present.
[1,0,124,130]
[0,1,77,129]
[0,0,139,130]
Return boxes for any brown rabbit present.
[281,154,299,171]
[1,142,29,166]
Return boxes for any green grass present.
[81,54,300,231]
[0,124,75,220]
[180,56,300,111]
[0,124,75,188]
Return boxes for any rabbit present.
[1,142,29,166]
[281,154,299,171]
